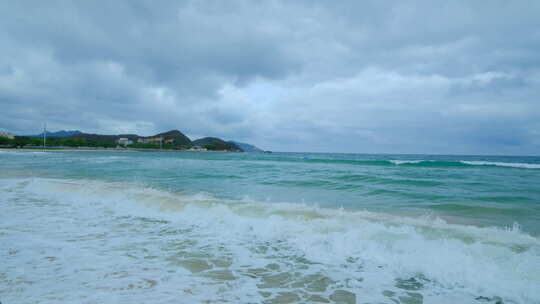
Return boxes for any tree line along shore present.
[0,129,264,153]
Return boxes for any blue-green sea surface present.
[1,150,539,303]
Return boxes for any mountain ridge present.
[21,129,262,152]
[230,141,263,153]
[192,137,242,152]
[29,130,82,138]
[53,129,257,152]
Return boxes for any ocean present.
[1,150,539,303]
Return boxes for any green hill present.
[154,130,192,147]
[10,129,256,152]
[192,137,242,151]
[229,141,263,152]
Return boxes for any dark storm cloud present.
[1,1,539,154]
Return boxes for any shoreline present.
[0,147,238,153]
[0,148,136,152]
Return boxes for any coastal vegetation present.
[0,136,116,148]
[0,129,259,152]
[192,137,240,151]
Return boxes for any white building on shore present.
[0,132,14,139]
[117,138,133,146]
[188,145,207,151]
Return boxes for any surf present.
[1,177,539,303]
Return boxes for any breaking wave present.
[391,160,540,169]
[1,177,539,303]
[460,161,540,169]
[304,158,540,169]
[257,155,540,169]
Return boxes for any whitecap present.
[461,160,540,169]
[389,160,423,165]
[1,177,538,303]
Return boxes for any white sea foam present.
[389,159,540,169]
[1,177,539,303]
[461,160,540,169]
[389,160,423,165]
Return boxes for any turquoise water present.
[1,150,540,303]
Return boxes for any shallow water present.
[1,151,539,303]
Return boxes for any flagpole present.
[43,123,47,149]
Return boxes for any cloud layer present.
[1,1,539,154]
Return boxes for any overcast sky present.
[1,1,539,154]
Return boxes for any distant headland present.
[0,129,264,153]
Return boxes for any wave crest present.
[1,177,538,303]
